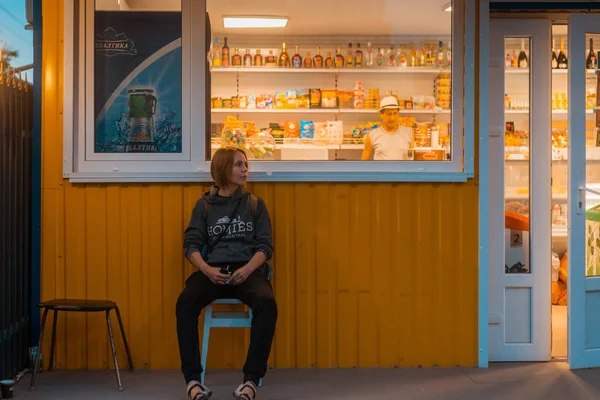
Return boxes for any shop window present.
[63,0,474,182]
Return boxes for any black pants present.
[176,267,278,386]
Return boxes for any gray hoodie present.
[184,186,273,265]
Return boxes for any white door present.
[488,19,552,361]
[568,14,600,370]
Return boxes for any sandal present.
[187,380,212,400]
[232,381,258,400]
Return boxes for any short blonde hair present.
[210,147,248,188]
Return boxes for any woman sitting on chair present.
[176,147,277,400]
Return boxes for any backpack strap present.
[250,194,258,218]
[201,197,210,219]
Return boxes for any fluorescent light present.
[443,3,452,11]
[223,16,288,29]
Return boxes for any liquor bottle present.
[446,41,452,68]
[426,42,434,66]
[518,39,528,68]
[222,37,230,67]
[314,46,324,68]
[335,46,344,67]
[558,38,568,69]
[243,49,252,67]
[278,42,291,67]
[418,42,426,67]
[231,48,242,66]
[325,52,334,68]
[366,42,374,67]
[409,43,417,67]
[376,47,384,67]
[212,37,222,67]
[354,43,363,68]
[587,38,597,70]
[346,43,354,67]
[388,45,396,67]
[551,39,558,69]
[304,52,313,68]
[265,50,277,67]
[254,50,263,66]
[511,50,518,67]
[398,45,407,67]
[437,41,445,68]
[292,46,302,68]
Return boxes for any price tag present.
[510,229,523,248]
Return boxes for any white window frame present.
[63,0,475,183]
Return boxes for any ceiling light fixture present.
[443,3,452,12]
[223,16,288,29]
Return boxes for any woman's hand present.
[201,265,231,285]
[229,265,253,286]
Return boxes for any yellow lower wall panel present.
[40,182,478,370]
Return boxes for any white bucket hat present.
[379,96,399,111]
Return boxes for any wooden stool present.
[29,299,134,391]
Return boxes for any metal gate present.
[0,67,34,381]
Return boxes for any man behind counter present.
[361,96,413,160]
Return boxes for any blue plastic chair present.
[200,298,262,387]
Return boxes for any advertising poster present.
[94,12,182,153]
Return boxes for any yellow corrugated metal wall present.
[40,0,479,370]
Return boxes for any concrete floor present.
[9,362,600,400]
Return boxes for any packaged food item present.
[552,129,568,148]
[275,92,288,109]
[269,122,284,143]
[213,97,223,108]
[321,90,338,108]
[327,120,343,144]
[411,149,445,161]
[223,98,232,108]
[299,120,315,142]
[310,89,321,108]
[286,90,298,109]
[337,91,354,108]
[399,116,416,128]
[412,95,435,110]
[247,130,276,160]
[256,94,274,109]
[297,89,310,108]
[256,94,267,109]
[313,122,329,145]
[231,96,239,108]
[413,122,431,147]
[239,95,248,109]
[220,116,247,149]
[244,121,258,137]
[368,88,380,99]
[265,94,274,109]
[351,121,378,144]
[247,94,256,109]
[284,120,300,143]
[587,89,596,109]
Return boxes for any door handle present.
[578,186,600,215]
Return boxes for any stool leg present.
[114,307,134,371]
[48,310,58,371]
[106,310,123,391]
[29,308,49,391]
[200,304,213,385]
